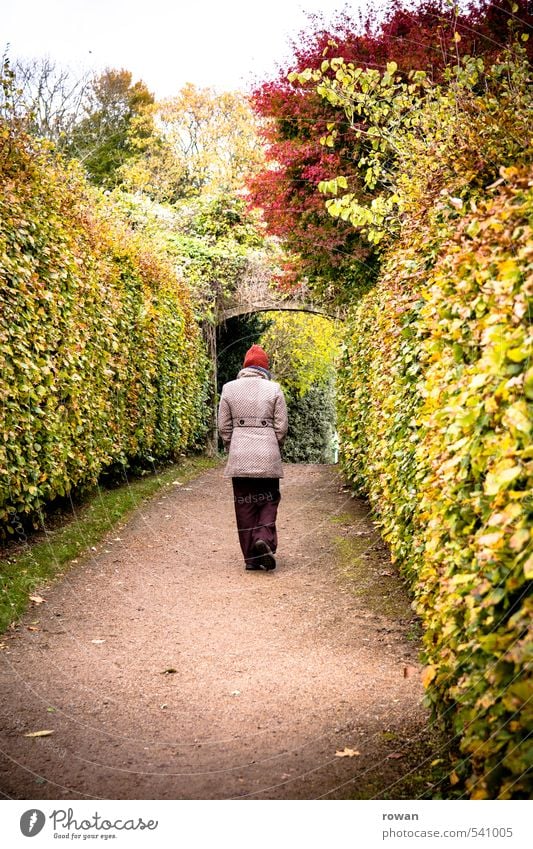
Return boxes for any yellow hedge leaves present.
[0,125,209,532]
[338,169,532,798]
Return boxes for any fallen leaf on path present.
[161,668,177,675]
[91,639,106,645]
[29,595,45,605]
[27,626,40,632]
[24,730,54,738]
[403,665,418,678]
[230,690,241,696]
[386,752,404,760]
[335,748,360,758]
[450,770,460,786]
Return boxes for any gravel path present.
[0,464,429,799]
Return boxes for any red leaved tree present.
[248,0,532,303]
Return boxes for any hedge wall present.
[338,169,532,799]
[0,125,209,533]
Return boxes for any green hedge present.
[0,125,209,533]
[338,169,532,799]
[283,383,337,464]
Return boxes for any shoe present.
[252,539,276,571]
[245,562,262,571]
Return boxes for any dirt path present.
[0,464,432,800]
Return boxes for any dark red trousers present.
[231,477,281,565]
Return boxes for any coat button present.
[261,420,267,426]
[239,419,244,425]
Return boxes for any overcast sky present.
[3,0,368,97]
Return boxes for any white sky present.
[3,0,367,97]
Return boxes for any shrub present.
[338,169,532,798]
[0,124,209,533]
[283,383,337,464]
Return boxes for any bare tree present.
[1,53,92,142]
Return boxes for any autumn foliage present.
[248,1,532,298]
[313,27,532,797]
[339,168,532,798]
[0,122,209,533]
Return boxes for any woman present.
[218,344,288,571]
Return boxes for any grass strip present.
[0,454,220,633]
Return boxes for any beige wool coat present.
[218,367,288,478]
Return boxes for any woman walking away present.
[218,344,288,571]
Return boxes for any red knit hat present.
[243,344,269,370]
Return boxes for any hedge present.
[338,168,532,798]
[283,383,337,464]
[0,123,209,533]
